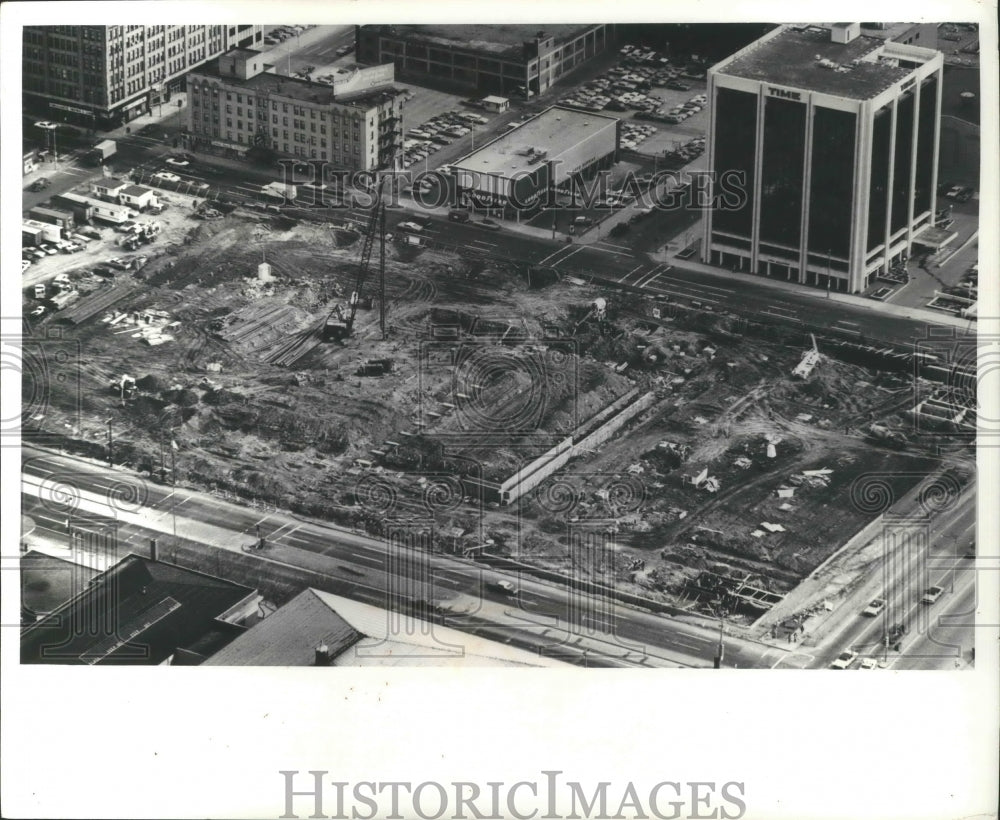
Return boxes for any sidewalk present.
[102,91,189,142]
[652,246,976,330]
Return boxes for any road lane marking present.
[550,246,583,268]
[618,263,645,283]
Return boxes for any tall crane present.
[324,173,389,341]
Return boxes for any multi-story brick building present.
[22,25,263,129]
[186,49,403,171]
[356,25,614,97]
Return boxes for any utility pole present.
[159,435,166,482]
[379,203,387,339]
[106,418,114,467]
[714,618,725,668]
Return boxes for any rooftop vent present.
[830,23,861,44]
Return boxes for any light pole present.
[714,618,725,668]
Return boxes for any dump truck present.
[89,139,117,165]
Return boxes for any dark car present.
[448,209,470,223]
[478,218,502,231]
[29,177,50,192]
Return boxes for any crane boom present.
[324,174,389,340]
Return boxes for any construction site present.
[24,180,977,627]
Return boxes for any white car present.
[398,221,424,233]
[859,658,878,670]
[488,579,517,596]
[153,172,181,184]
[862,598,886,617]
[21,259,31,272]
[29,306,46,317]
[830,650,859,670]
[921,585,945,604]
[165,157,190,167]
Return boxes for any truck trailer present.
[89,139,117,165]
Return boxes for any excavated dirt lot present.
[24,204,966,622]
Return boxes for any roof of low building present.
[370,24,596,57]
[21,550,100,616]
[21,554,255,665]
[193,61,403,110]
[205,587,570,667]
[453,105,618,180]
[121,185,153,196]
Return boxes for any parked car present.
[152,171,181,184]
[862,598,886,617]
[21,259,31,273]
[29,306,46,317]
[573,216,593,226]
[29,177,50,192]
[477,218,502,231]
[398,221,424,233]
[858,658,878,670]
[165,157,190,167]
[448,209,470,223]
[921,585,945,604]
[830,650,859,670]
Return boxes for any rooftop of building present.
[120,185,153,196]
[21,554,255,665]
[205,588,569,667]
[453,105,618,179]
[94,177,126,189]
[193,61,403,110]
[21,550,100,617]
[717,25,928,99]
[367,24,596,57]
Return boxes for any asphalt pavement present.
[22,443,796,669]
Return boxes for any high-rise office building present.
[702,23,944,293]
[22,25,263,129]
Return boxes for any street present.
[23,443,794,669]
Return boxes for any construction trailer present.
[52,192,95,223]
[89,199,137,225]
[22,219,62,243]
[22,224,44,247]
[28,206,75,231]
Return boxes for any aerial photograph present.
[17,21,981,670]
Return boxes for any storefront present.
[121,97,149,123]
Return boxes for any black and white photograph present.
[2,2,997,819]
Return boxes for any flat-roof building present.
[702,24,944,293]
[452,105,619,209]
[356,25,614,97]
[23,25,264,129]
[20,553,259,665]
[187,49,403,170]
